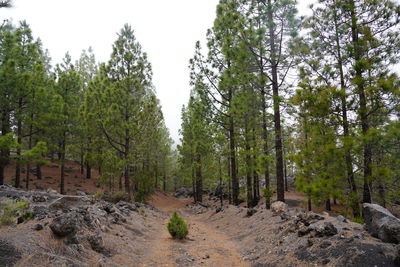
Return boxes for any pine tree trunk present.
[349,0,372,204]
[155,160,158,189]
[268,0,285,202]
[308,198,312,211]
[80,151,84,175]
[36,164,42,180]
[124,133,131,198]
[227,158,232,204]
[326,199,331,211]
[252,128,259,206]
[15,110,22,188]
[245,122,253,207]
[0,164,5,186]
[0,100,10,185]
[192,165,197,203]
[60,133,66,195]
[333,2,360,217]
[26,130,33,190]
[163,173,166,192]
[195,154,203,203]
[229,115,239,205]
[284,158,288,192]
[219,156,223,207]
[261,88,271,209]
[86,163,91,179]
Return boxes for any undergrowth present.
[0,200,34,225]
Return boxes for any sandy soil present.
[144,192,249,267]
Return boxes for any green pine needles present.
[167,212,188,239]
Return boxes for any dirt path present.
[142,192,248,267]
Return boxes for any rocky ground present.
[0,184,399,267]
[0,185,165,266]
[190,202,400,267]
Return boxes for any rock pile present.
[174,187,193,198]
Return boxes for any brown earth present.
[144,192,248,267]
[4,161,104,195]
[0,185,398,266]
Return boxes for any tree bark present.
[333,0,360,216]
[349,0,372,203]
[268,0,285,202]
[0,111,10,185]
[60,134,66,195]
[229,115,238,205]
[195,154,203,202]
[326,198,331,211]
[86,163,91,179]
[245,123,253,208]
[15,108,22,188]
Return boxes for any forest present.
[1,0,400,219]
[179,0,400,218]
[0,18,175,201]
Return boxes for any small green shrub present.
[0,200,33,225]
[263,187,274,202]
[94,191,104,201]
[350,217,365,224]
[110,191,127,203]
[134,189,146,203]
[167,212,188,239]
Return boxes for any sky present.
[2,0,313,145]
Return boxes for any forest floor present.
[1,162,399,266]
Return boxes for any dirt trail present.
[143,192,248,267]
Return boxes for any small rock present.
[17,217,24,224]
[32,195,47,202]
[281,210,297,221]
[321,259,330,265]
[246,208,257,217]
[298,225,311,237]
[271,201,288,215]
[46,188,58,194]
[319,240,332,249]
[87,234,104,253]
[33,224,43,231]
[307,239,313,247]
[202,254,210,259]
[76,190,87,196]
[35,214,46,220]
[65,234,79,245]
[337,215,348,223]
[322,222,338,237]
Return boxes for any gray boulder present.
[395,245,400,265]
[363,203,400,243]
[49,196,90,210]
[50,212,83,237]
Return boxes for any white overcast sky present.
[2,0,313,145]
